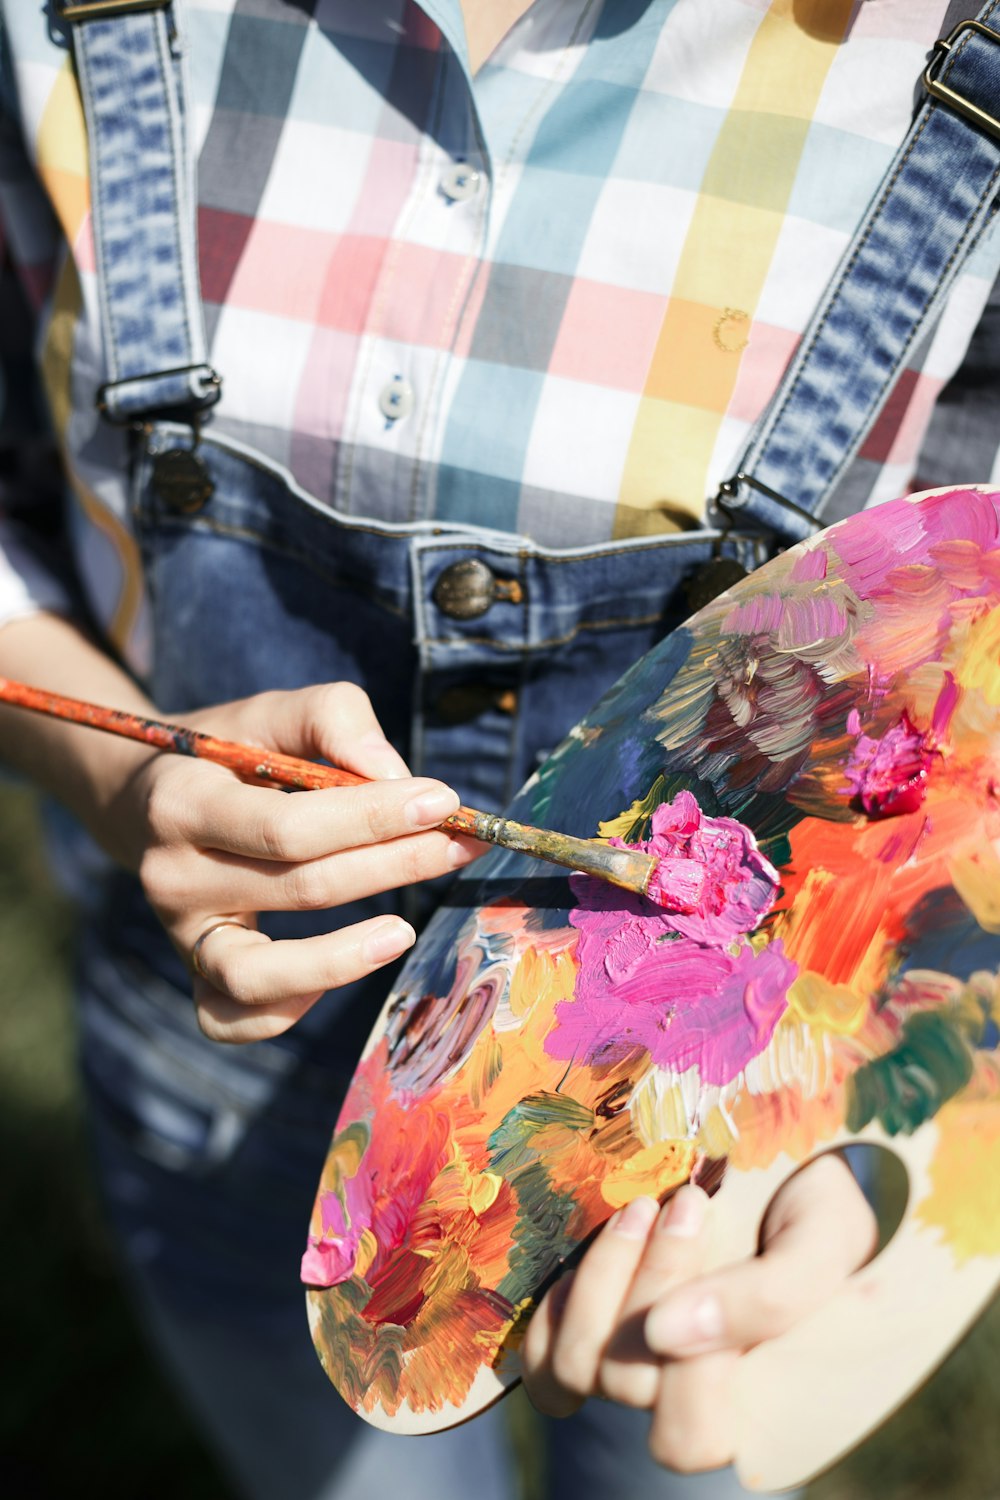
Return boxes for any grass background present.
[2,783,999,1499]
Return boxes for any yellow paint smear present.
[600,1139,695,1209]
[916,1100,1000,1263]
[508,945,575,1020]
[950,841,1000,934]
[787,969,867,1034]
[954,604,1000,709]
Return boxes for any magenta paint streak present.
[844,674,957,820]
[844,710,934,817]
[835,490,1000,597]
[789,547,828,583]
[723,587,848,649]
[302,1171,374,1286]
[545,793,794,1086]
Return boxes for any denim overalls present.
[55,4,1000,1498]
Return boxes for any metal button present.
[440,162,481,203]
[150,448,214,514]
[432,559,498,619]
[378,374,414,422]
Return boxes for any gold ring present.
[191,919,253,979]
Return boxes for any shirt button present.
[440,162,481,203]
[378,374,414,424]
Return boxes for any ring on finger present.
[192,919,253,979]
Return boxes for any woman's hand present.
[0,615,477,1044]
[522,1152,877,1472]
[121,682,478,1043]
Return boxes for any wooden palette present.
[303,486,1000,1490]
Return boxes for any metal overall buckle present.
[923,18,1000,141]
[686,472,819,611]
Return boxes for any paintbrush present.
[0,677,661,899]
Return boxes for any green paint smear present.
[847,1011,975,1137]
[497,1160,580,1306]
[311,1278,405,1410]
[487,1091,594,1173]
[488,1092,594,1305]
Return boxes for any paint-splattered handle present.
[446,805,657,895]
[0,677,659,898]
[0,676,368,791]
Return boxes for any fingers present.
[139,758,479,921]
[147,759,464,861]
[523,1188,710,1418]
[645,1153,877,1360]
[648,1350,739,1473]
[524,1195,659,1416]
[599,1186,710,1408]
[521,1269,583,1417]
[524,1157,875,1480]
[190,913,417,1043]
[205,682,412,781]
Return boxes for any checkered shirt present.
[1,0,999,669]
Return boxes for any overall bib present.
[56,2,1000,1497]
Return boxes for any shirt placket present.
[337,22,493,524]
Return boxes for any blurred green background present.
[2,782,999,1500]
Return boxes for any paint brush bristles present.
[0,677,658,898]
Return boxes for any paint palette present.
[303,486,1000,1490]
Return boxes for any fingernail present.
[659,1188,707,1238]
[646,1293,724,1353]
[405,785,460,829]
[363,920,416,966]
[610,1195,659,1240]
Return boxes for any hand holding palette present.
[303,486,1000,1490]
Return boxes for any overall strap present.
[60,0,220,424]
[717,2,1000,544]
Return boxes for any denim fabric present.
[64,1,1000,1494]
[68,4,218,419]
[722,1,1000,539]
[79,421,774,1500]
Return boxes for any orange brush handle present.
[0,677,656,894]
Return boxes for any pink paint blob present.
[545,926,795,1085]
[545,792,792,1087]
[641,791,780,942]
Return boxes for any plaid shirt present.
[1,0,998,669]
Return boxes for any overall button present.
[432,560,525,619]
[440,162,481,203]
[378,375,414,422]
[151,449,214,514]
[432,559,496,619]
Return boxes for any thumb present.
[644,1153,878,1357]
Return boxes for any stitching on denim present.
[819,161,1000,501]
[152,7,196,375]
[750,20,1000,511]
[74,32,120,384]
[751,5,1000,466]
[425,608,676,652]
[415,534,719,566]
